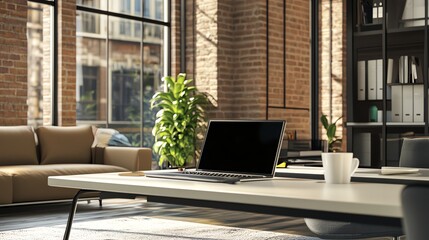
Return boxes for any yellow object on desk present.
[277,162,287,168]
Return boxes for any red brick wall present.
[0,1,28,125]
[268,0,311,139]
[175,1,312,139]
[57,0,76,126]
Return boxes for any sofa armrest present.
[103,146,152,171]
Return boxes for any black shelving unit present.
[347,0,429,167]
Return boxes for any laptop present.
[145,120,286,183]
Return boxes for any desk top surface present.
[276,166,429,183]
[48,171,404,219]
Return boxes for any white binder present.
[367,60,377,100]
[386,58,393,84]
[391,85,403,122]
[357,61,366,101]
[376,59,383,99]
[413,84,424,122]
[402,85,413,122]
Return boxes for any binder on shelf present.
[376,59,383,100]
[391,85,403,122]
[411,56,423,83]
[404,56,409,83]
[367,60,377,100]
[399,56,403,83]
[402,85,413,122]
[377,1,383,20]
[357,60,366,101]
[387,58,393,84]
[399,56,410,84]
[413,84,424,122]
[372,2,378,24]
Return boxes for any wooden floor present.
[0,198,316,237]
[0,198,399,239]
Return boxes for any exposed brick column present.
[319,0,347,150]
[57,0,77,126]
[0,1,28,126]
[229,0,266,119]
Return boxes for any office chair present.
[399,138,429,168]
[401,185,429,240]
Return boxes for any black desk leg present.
[63,190,99,240]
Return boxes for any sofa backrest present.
[0,126,39,166]
[36,125,94,164]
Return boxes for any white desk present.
[48,171,405,239]
[276,166,429,184]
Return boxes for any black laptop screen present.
[197,120,285,175]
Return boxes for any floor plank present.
[0,198,315,237]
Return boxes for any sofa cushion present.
[0,126,38,166]
[37,126,94,164]
[0,172,12,204]
[0,164,127,203]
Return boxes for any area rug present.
[0,215,319,240]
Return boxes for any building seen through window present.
[76,0,168,151]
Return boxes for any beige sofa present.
[0,125,152,205]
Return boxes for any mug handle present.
[350,158,360,175]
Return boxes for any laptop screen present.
[197,120,286,176]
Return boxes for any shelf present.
[346,122,425,127]
[346,122,382,127]
[386,122,425,127]
[349,0,429,167]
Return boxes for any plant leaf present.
[321,115,329,130]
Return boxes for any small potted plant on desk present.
[320,114,342,152]
[151,73,207,170]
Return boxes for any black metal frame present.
[311,0,319,142]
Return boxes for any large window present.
[27,1,54,127]
[76,0,169,157]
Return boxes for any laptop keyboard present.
[145,170,267,184]
[181,171,262,179]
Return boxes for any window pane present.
[77,0,107,11]
[110,0,142,17]
[143,23,166,149]
[27,2,53,127]
[109,16,142,145]
[144,0,166,21]
[76,11,107,123]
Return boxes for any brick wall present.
[57,0,77,126]
[176,0,311,139]
[0,1,28,125]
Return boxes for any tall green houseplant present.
[321,114,342,152]
[151,73,206,168]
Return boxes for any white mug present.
[322,152,360,184]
